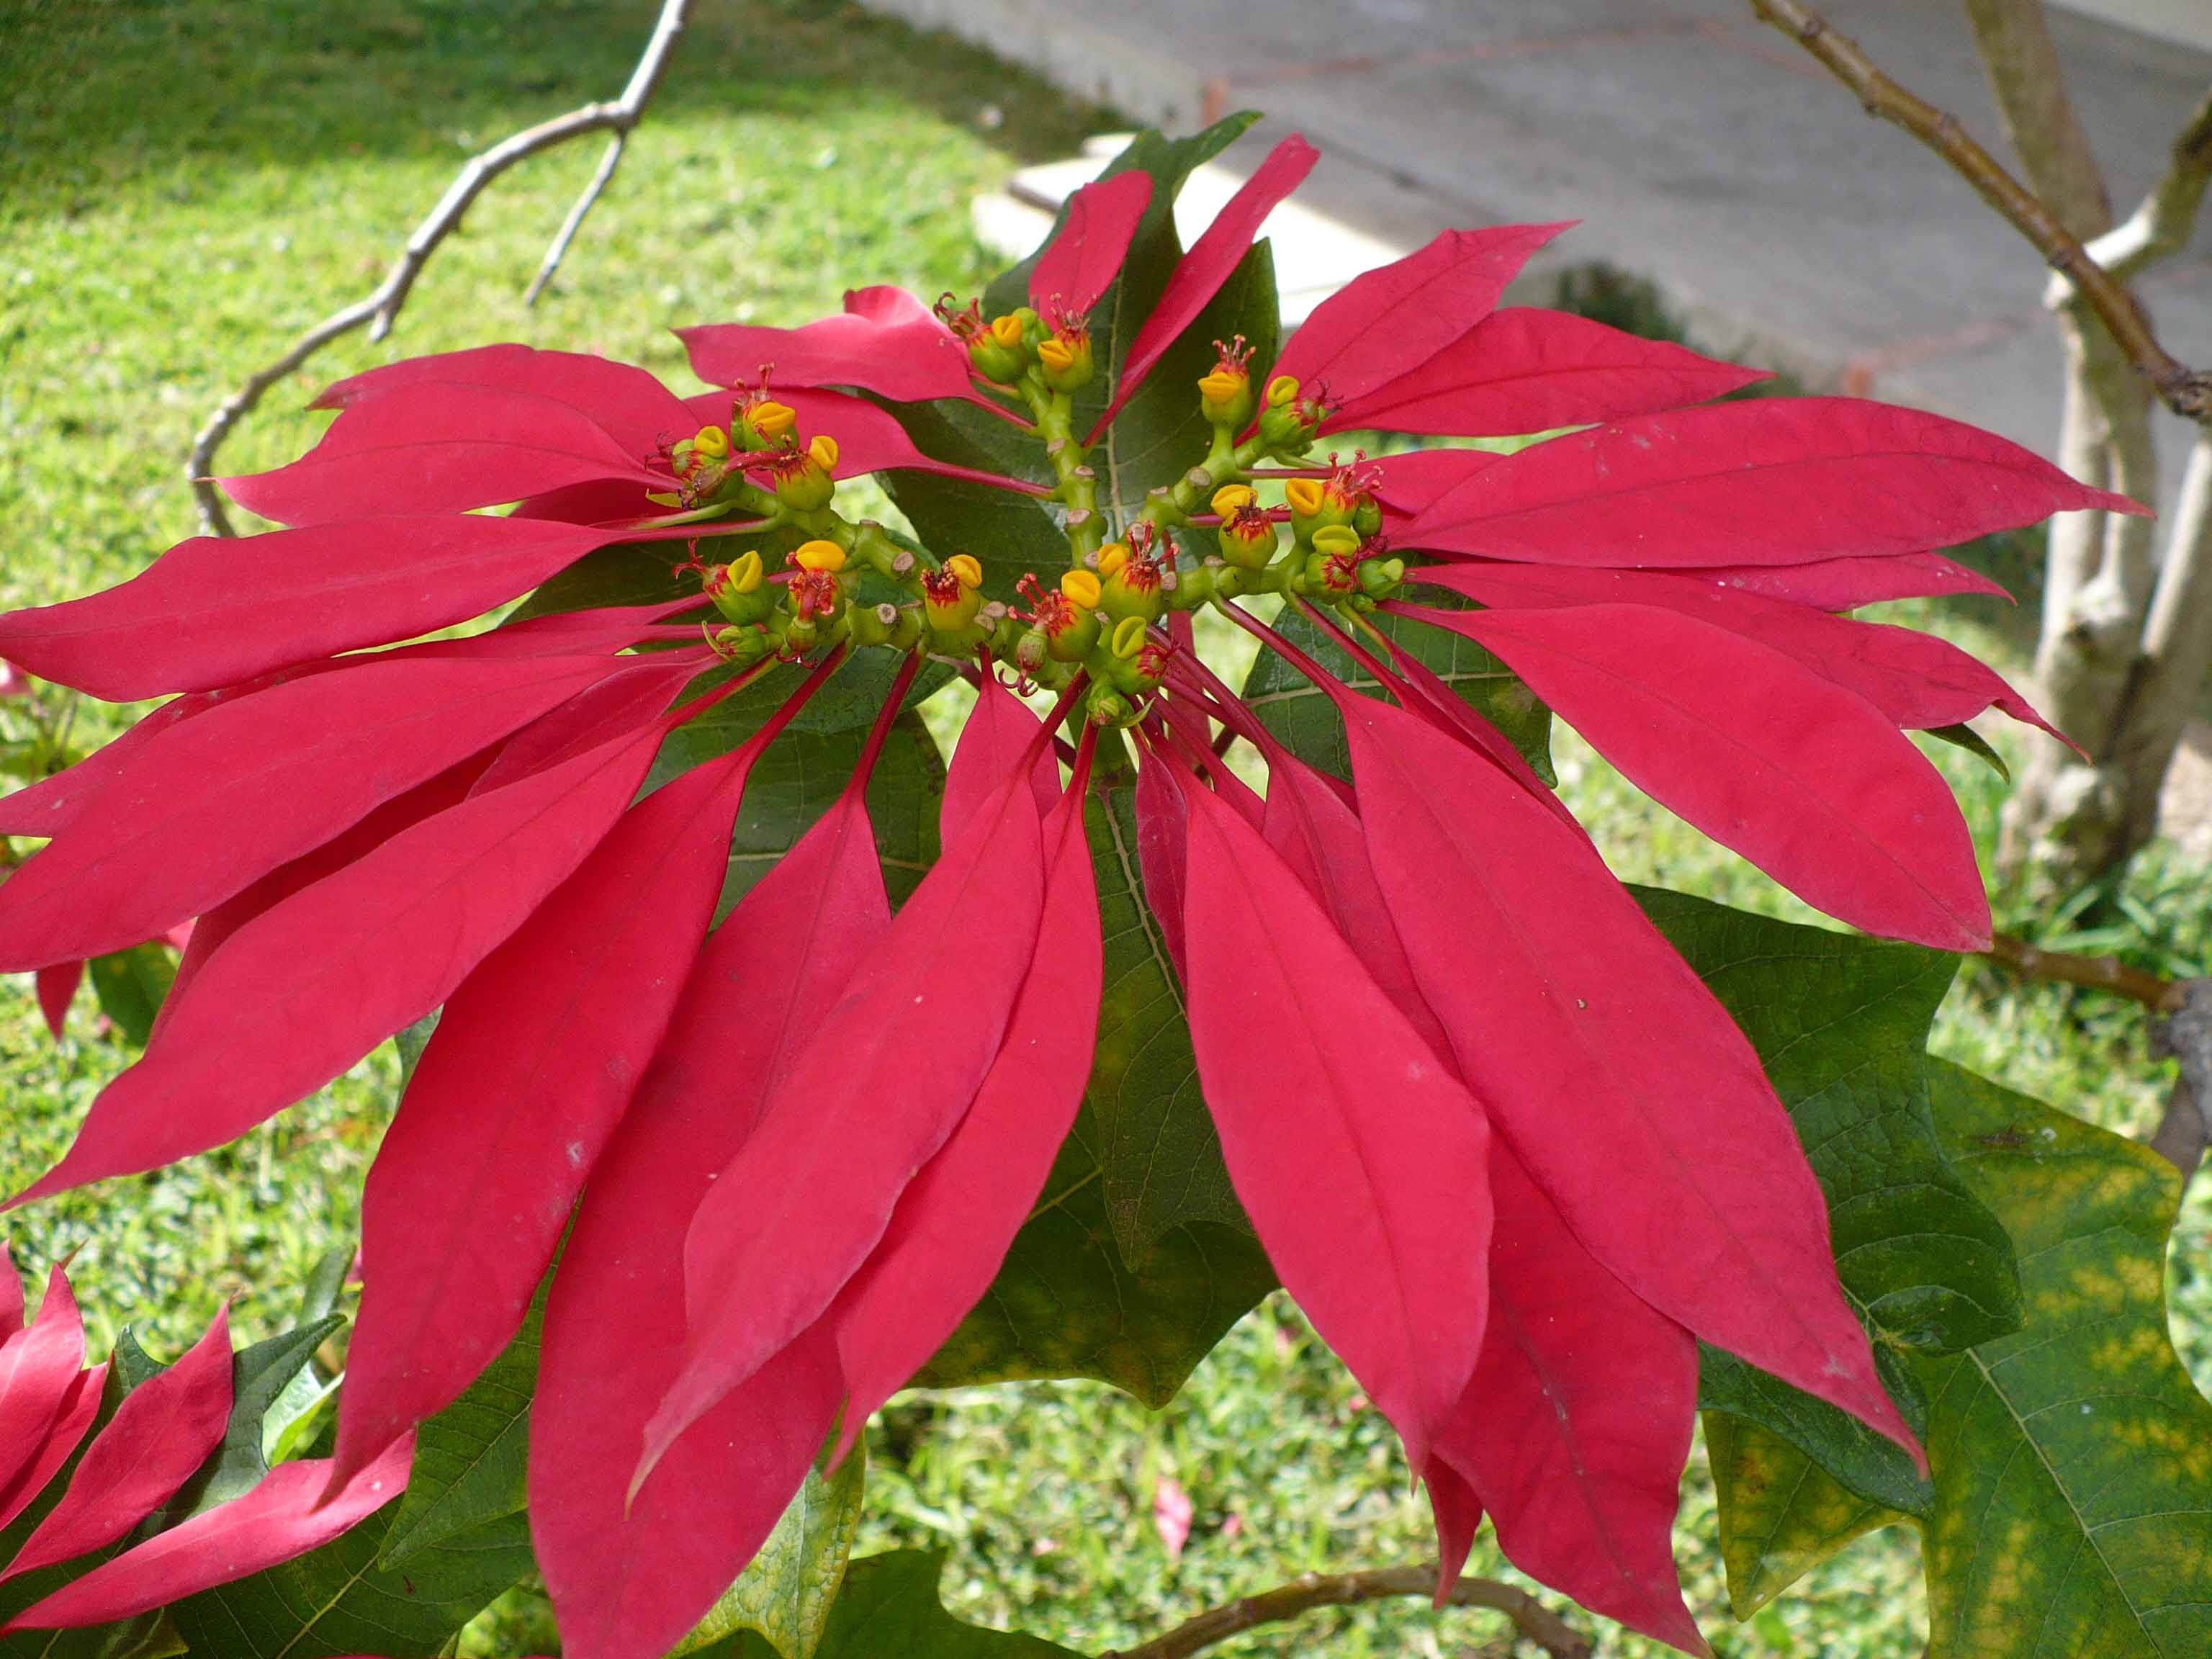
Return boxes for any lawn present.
[2,2,2208,1655]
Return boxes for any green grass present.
[6,4,2211,1656]
[0,0,1105,1346]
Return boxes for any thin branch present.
[2080,84,2212,286]
[1742,0,2212,423]
[1101,1564,1593,1659]
[526,132,630,306]
[1981,932,2186,1012]
[185,0,692,536]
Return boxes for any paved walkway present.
[876,0,2212,511]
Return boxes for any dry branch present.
[1982,932,2185,1013]
[185,0,691,536]
[1743,0,2212,423]
[2080,84,2212,286]
[1102,1564,1593,1659]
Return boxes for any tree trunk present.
[1961,1,2212,894]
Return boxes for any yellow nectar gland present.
[693,424,732,461]
[806,433,840,471]
[793,539,848,574]
[1110,615,1149,660]
[1060,568,1103,609]
[1036,337,1077,374]
[922,557,985,631]
[1284,478,1327,518]
[749,400,798,441]
[725,549,765,594]
[1265,374,1300,408]
[1097,542,1131,579]
[1210,484,1257,516]
[989,314,1025,349]
[1310,525,1362,559]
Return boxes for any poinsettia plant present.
[1,115,2208,1659]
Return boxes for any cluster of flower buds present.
[661,318,1404,729]
[935,294,1097,394]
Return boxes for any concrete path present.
[876,0,2212,508]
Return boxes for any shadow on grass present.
[1,0,1114,212]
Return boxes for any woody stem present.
[1102,1564,1593,1659]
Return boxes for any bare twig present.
[185,0,692,536]
[525,133,630,306]
[1982,932,2186,1012]
[2079,84,2212,287]
[1101,1565,1593,1659]
[1742,0,2212,423]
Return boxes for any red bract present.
[1269,222,1572,407]
[1324,306,1768,438]
[0,1262,379,1624]
[4,1306,233,1580]
[1174,771,1493,1471]
[644,743,1051,1483]
[1403,600,1995,949]
[1089,132,1321,441]
[1029,170,1154,318]
[532,786,885,1659]
[678,287,985,408]
[0,517,615,701]
[0,126,2127,1655]
[829,767,1101,1462]
[1334,689,1914,1455]
[331,653,848,1485]
[1403,397,2140,567]
[32,963,79,1042]
[7,1438,414,1632]
[0,1266,86,1497]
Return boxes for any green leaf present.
[1698,1345,1931,1518]
[1704,1413,1902,1619]
[718,1552,1079,1659]
[167,1316,346,1519]
[674,1448,867,1659]
[871,405,1062,599]
[263,1372,341,1467]
[392,1012,439,1087]
[1238,593,1555,785]
[166,1505,533,1658]
[1079,768,1249,1252]
[1915,1060,2212,1659]
[703,711,945,920]
[1087,235,1277,524]
[297,1246,354,1327]
[86,943,174,1048]
[109,1330,167,1394]
[376,1287,542,1571]
[916,1105,1276,1406]
[1924,720,2009,780]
